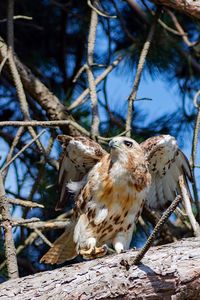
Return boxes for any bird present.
[40,134,192,264]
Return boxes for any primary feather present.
[56,135,106,210]
[140,135,192,209]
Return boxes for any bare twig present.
[6,5,47,155]
[141,0,187,37]
[190,90,200,222]
[86,5,100,138]
[135,97,152,101]
[72,64,87,83]
[6,197,44,208]
[0,120,131,144]
[1,129,46,173]
[7,0,29,120]
[21,132,56,222]
[87,0,116,18]
[34,229,53,248]
[167,10,196,47]
[194,90,200,108]
[0,15,32,23]
[3,126,24,178]
[0,120,90,137]
[179,175,200,236]
[27,219,70,230]
[68,55,124,111]
[0,54,8,74]
[125,9,161,136]
[9,218,41,227]
[0,176,19,279]
[131,195,182,265]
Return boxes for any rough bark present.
[0,37,79,136]
[149,0,200,20]
[1,237,200,299]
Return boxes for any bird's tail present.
[40,221,78,264]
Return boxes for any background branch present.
[126,9,160,136]
[86,4,100,138]
[0,176,19,279]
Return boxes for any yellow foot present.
[80,245,108,260]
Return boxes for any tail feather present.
[40,222,78,264]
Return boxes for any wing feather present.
[56,135,107,210]
[141,135,192,209]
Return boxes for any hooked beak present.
[109,140,119,149]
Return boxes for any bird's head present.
[109,136,142,162]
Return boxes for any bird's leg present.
[112,233,128,254]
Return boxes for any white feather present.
[67,176,87,195]
[94,207,108,225]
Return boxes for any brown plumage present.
[41,135,192,264]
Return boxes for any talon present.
[80,245,109,260]
[79,247,95,256]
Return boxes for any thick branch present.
[1,237,200,299]
[149,0,200,20]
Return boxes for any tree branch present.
[149,0,200,20]
[86,4,100,138]
[0,176,19,279]
[190,90,200,223]
[131,195,182,265]
[1,237,200,298]
[125,9,160,136]
[68,55,123,111]
[1,129,46,173]
[179,175,200,236]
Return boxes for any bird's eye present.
[124,141,133,148]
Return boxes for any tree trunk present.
[1,237,200,299]
[149,0,200,20]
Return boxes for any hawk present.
[41,135,192,264]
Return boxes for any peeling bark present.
[150,0,200,20]
[1,237,200,299]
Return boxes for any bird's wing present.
[56,135,107,211]
[140,135,192,210]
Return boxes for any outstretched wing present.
[56,135,107,210]
[140,135,192,209]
